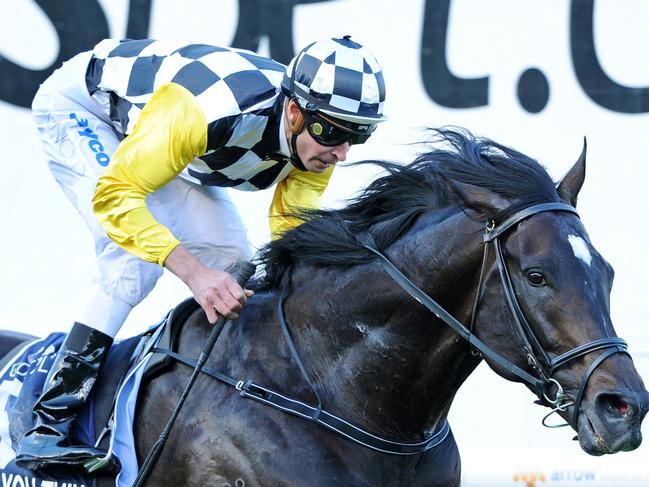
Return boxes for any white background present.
[0,0,647,484]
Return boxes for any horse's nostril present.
[597,393,638,419]
[609,396,629,416]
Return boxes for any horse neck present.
[283,210,485,441]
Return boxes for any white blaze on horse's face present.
[568,234,592,267]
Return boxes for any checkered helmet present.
[282,36,387,125]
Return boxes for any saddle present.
[0,297,200,487]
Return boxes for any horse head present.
[448,136,649,455]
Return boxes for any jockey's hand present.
[189,267,254,323]
[164,244,254,324]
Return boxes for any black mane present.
[257,128,560,288]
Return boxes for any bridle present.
[359,202,629,429]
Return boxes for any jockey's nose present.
[331,142,350,162]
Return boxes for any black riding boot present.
[15,322,118,472]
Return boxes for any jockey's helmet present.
[281,36,387,144]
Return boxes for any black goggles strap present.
[289,132,308,171]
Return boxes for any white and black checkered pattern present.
[282,36,386,125]
[85,39,292,190]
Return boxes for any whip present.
[131,261,256,486]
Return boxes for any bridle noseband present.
[360,202,629,429]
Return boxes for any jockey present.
[16,36,386,471]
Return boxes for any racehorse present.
[4,129,648,486]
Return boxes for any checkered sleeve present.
[268,165,335,239]
[93,82,208,265]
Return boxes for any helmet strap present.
[289,133,307,171]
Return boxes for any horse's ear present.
[446,179,511,217]
[557,137,587,208]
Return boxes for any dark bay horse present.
[5,129,649,486]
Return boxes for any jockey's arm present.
[268,165,334,239]
[92,82,248,322]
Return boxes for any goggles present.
[300,107,376,147]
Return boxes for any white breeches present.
[31,52,252,337]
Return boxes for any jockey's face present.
[297,130,350,173]
[285,99,350,173]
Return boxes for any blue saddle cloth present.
[0,326,164,487]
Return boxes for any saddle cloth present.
[0,319,168,487]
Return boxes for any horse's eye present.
[527,271,546,286]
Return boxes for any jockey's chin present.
[297,134,348,173]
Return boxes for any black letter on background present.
[232,0,330,64]
[571,0,649,113]
[126,0,152,39]
[0,0,109,108]
[421,0,488,108]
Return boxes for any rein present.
[359,202,629,428]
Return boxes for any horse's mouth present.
[577,413,611,456]
[576,410,643,455]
